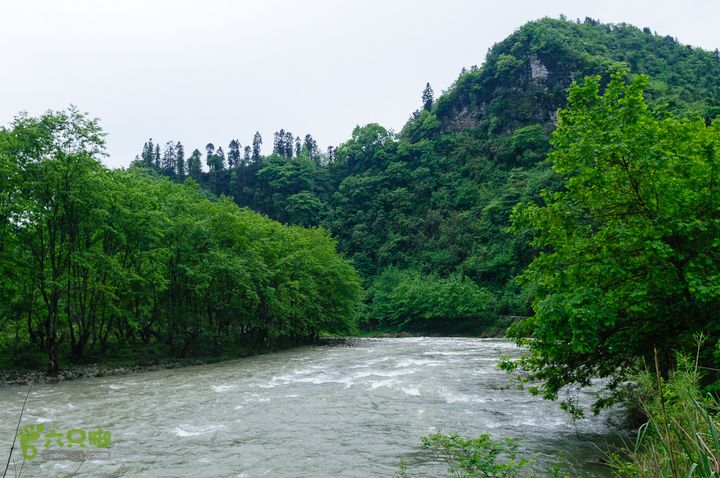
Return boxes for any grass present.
[610,351,720,477]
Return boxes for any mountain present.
[139,17,720,333]
[434,17,720,136]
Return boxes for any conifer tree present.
[273,130,285,156]
[141,139,154,166]
[216,146,226,171]
[161,141,176,175]
[205,143,216,171]
[304,134,318,160]
[188,149,202,179]
[284,131,294,159]
[252,132,262,162]
[176,142,186,180]
[228,139,241,168]
[422,82,434,111]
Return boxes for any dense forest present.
[0,109,361,374]
[136,17,720,334]
[2,13,719,477]
[2,16,720,385]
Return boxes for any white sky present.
[2,0,719,168]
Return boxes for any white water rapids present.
[0,338,621,477]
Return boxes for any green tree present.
[153,143,161,168]
[507,72,720,412]
[422,82,434,111]
[7,108,106,374]
[161,141,176,177]
[228,139,241,168]
[205,143,216,171]
[141,138,154,167]
[252,132,262,162]
[176,141,186,179]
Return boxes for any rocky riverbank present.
[0,359,208,386]
[0,338,364,386]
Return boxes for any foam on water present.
[0,338,617,478]
[173,424,225,437]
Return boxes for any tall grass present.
[611,352,720,477]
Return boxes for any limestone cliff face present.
[529,56,549,81]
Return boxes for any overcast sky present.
[2,0,719,168]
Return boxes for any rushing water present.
[0,338,622,477]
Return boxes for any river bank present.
[0,337,365,386]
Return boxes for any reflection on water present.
[0,338,619,477]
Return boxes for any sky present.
[2,0,719,169]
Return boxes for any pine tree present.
[304,134,318,160]
[295,136,302,158]
[273,129,285,156]
[161,141,176,175]
[188,149,202,179]
[244,146,252,164]
[205,143,216,171]
[422,82,434,111]
[284,131,294,159]
[252,132,262,162]
[176,142,186,180]
[154,144,161,168]
[141,139,154,166]
[216,146,226,170]
[228,140,241,168]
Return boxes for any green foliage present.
[435,18,720,134]
[0,109,362,373]
[611,354,720,477]
[364,269,496,332]
[507,71,720,411]
[140,17,720,336]
[397,432,574,478]
[422,432,531,478]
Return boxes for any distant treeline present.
[0,109,361,374]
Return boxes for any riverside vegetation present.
[0,109,361,376]
[2,16,720,478]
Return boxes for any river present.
[0,338,622,477]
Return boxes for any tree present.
[304,134,319,160]
[205,143,216,171]
[153,144,161,168]
[506,72,720,413]
[284,131,294,159]
[6,108,106,375]
[252,132,262,161]
[216,146,226,171]
[161,141,176,176]
[422,82,434,111]
[0,109,363,371]
[188,148,202,179]
[244,146,252,164]
[335,124,395,172]
[176,141,186,180]
[141,139,155,167]
[295,136,301,159]
[273,129,286,157]
[228,139,241,168]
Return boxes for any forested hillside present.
[140,17,720,333]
